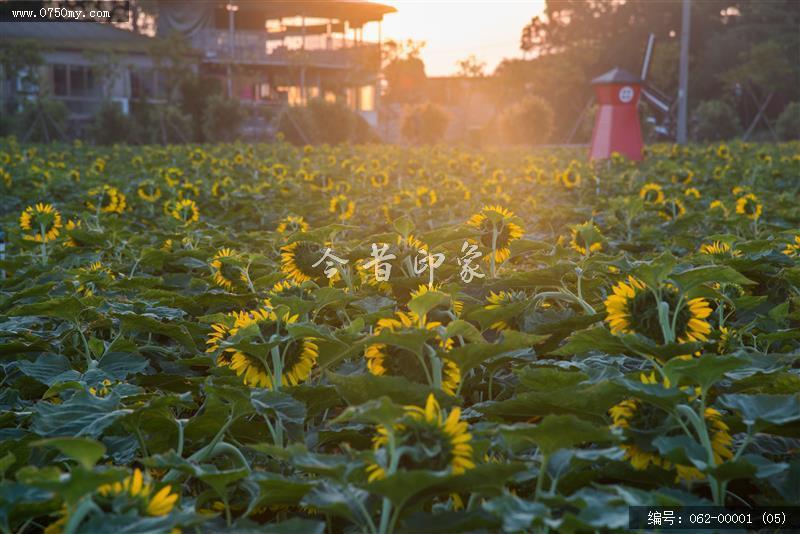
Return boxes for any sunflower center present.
[478,220,511,248]
[628,289,691,343]
[383,346,429,384]
[397,422,453,472]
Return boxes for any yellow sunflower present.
[639,183,664,204]
[605,276,712,346]
[170,198,200,225]
[467,205,524,265]
[365,311,460,396]
[735,193,762,220]
[210,248,248,291]
[206,308,318,389]
[19,203,62,243]
[370,172,390,188]
[484,290,528,331]
[709,200,728,216]
[610,375,733,482]
[659,198,686,221]
[96,468,178,516]
[280,240,335,283]
[329,194,355,221]
[86,185,127,214]
[699,241,742,258]
[366,394,474,482]
[559,168,581,189]
[570,221,604,255]
[137,180,162,203]
[684,187,701,199]
[276,215,309,235]
[782,235,800,257]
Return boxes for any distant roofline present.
[0,21,156,54]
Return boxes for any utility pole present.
[226,2,238,98]
[676,0,691,144]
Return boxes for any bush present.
[14,98,70,143]
[202,95,245,143]
[499,95,555,145]
[89,101,133,145]
[401,102,449,144]
[181,75,223,141]
[692,100,741,142]
[278,98,377,145]
[776,102,800,141]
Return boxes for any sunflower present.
[559,168,581,189]
[366,394,474,482]
[19,203,62,242]
[699,241,741,258]
[783,235,800,258]
[570,221,604,255]
[86,185,126,214]
[684,187,701,199]
[162,167,183,187]
[96,468,178,516]
[280,241,332,283]
[735,193,762,220]
[370,172,390,188]
[671,169,694,185]
[709,200,728,216]
[484,290,528,331]
[415,186,437,207]
[716,144,730,159]
[206,308,318,389]
[605,276,712,346]
[210,248,248,291]
[211,176,233,199]
[365,311,460,395]
[170,198,200,225]
[137,179,162,203]
[330,194,355,221]
[639,183,664,204]
[467,205,524,265]
[610,376,733,482]
[276,215,309,235]
[76,261,115,296]
[659,198,686,220]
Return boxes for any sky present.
[372,1,546,77]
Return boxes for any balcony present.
[190,29,380,70]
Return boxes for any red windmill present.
[589,67,644,162]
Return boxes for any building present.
[154,1,394,127]
[0,1,395,133]
[0,21,163,121]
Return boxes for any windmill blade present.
[641,33,656,81]
[642,86,671,114]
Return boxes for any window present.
[53,65,68,96]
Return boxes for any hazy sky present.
[374,1,546,77]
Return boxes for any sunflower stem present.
[534,453,549,502]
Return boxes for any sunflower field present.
[1,137,799,533]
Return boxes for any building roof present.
[0,22,154,53]
[591,67,641,85]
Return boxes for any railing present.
[190,29,380,69]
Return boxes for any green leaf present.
[31,392,129,438]
[634,252,677,288]
[408,290,450,320]
[483,494,548,531]
[498,415,617,455]
[31,437,105,469]
[672,265,755,291]
[719,394,800,430]
[16,353,80,386]
[663,354,749,391]
[333,396,405,427]
[328,372,454,408]
[553,327,627,356]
